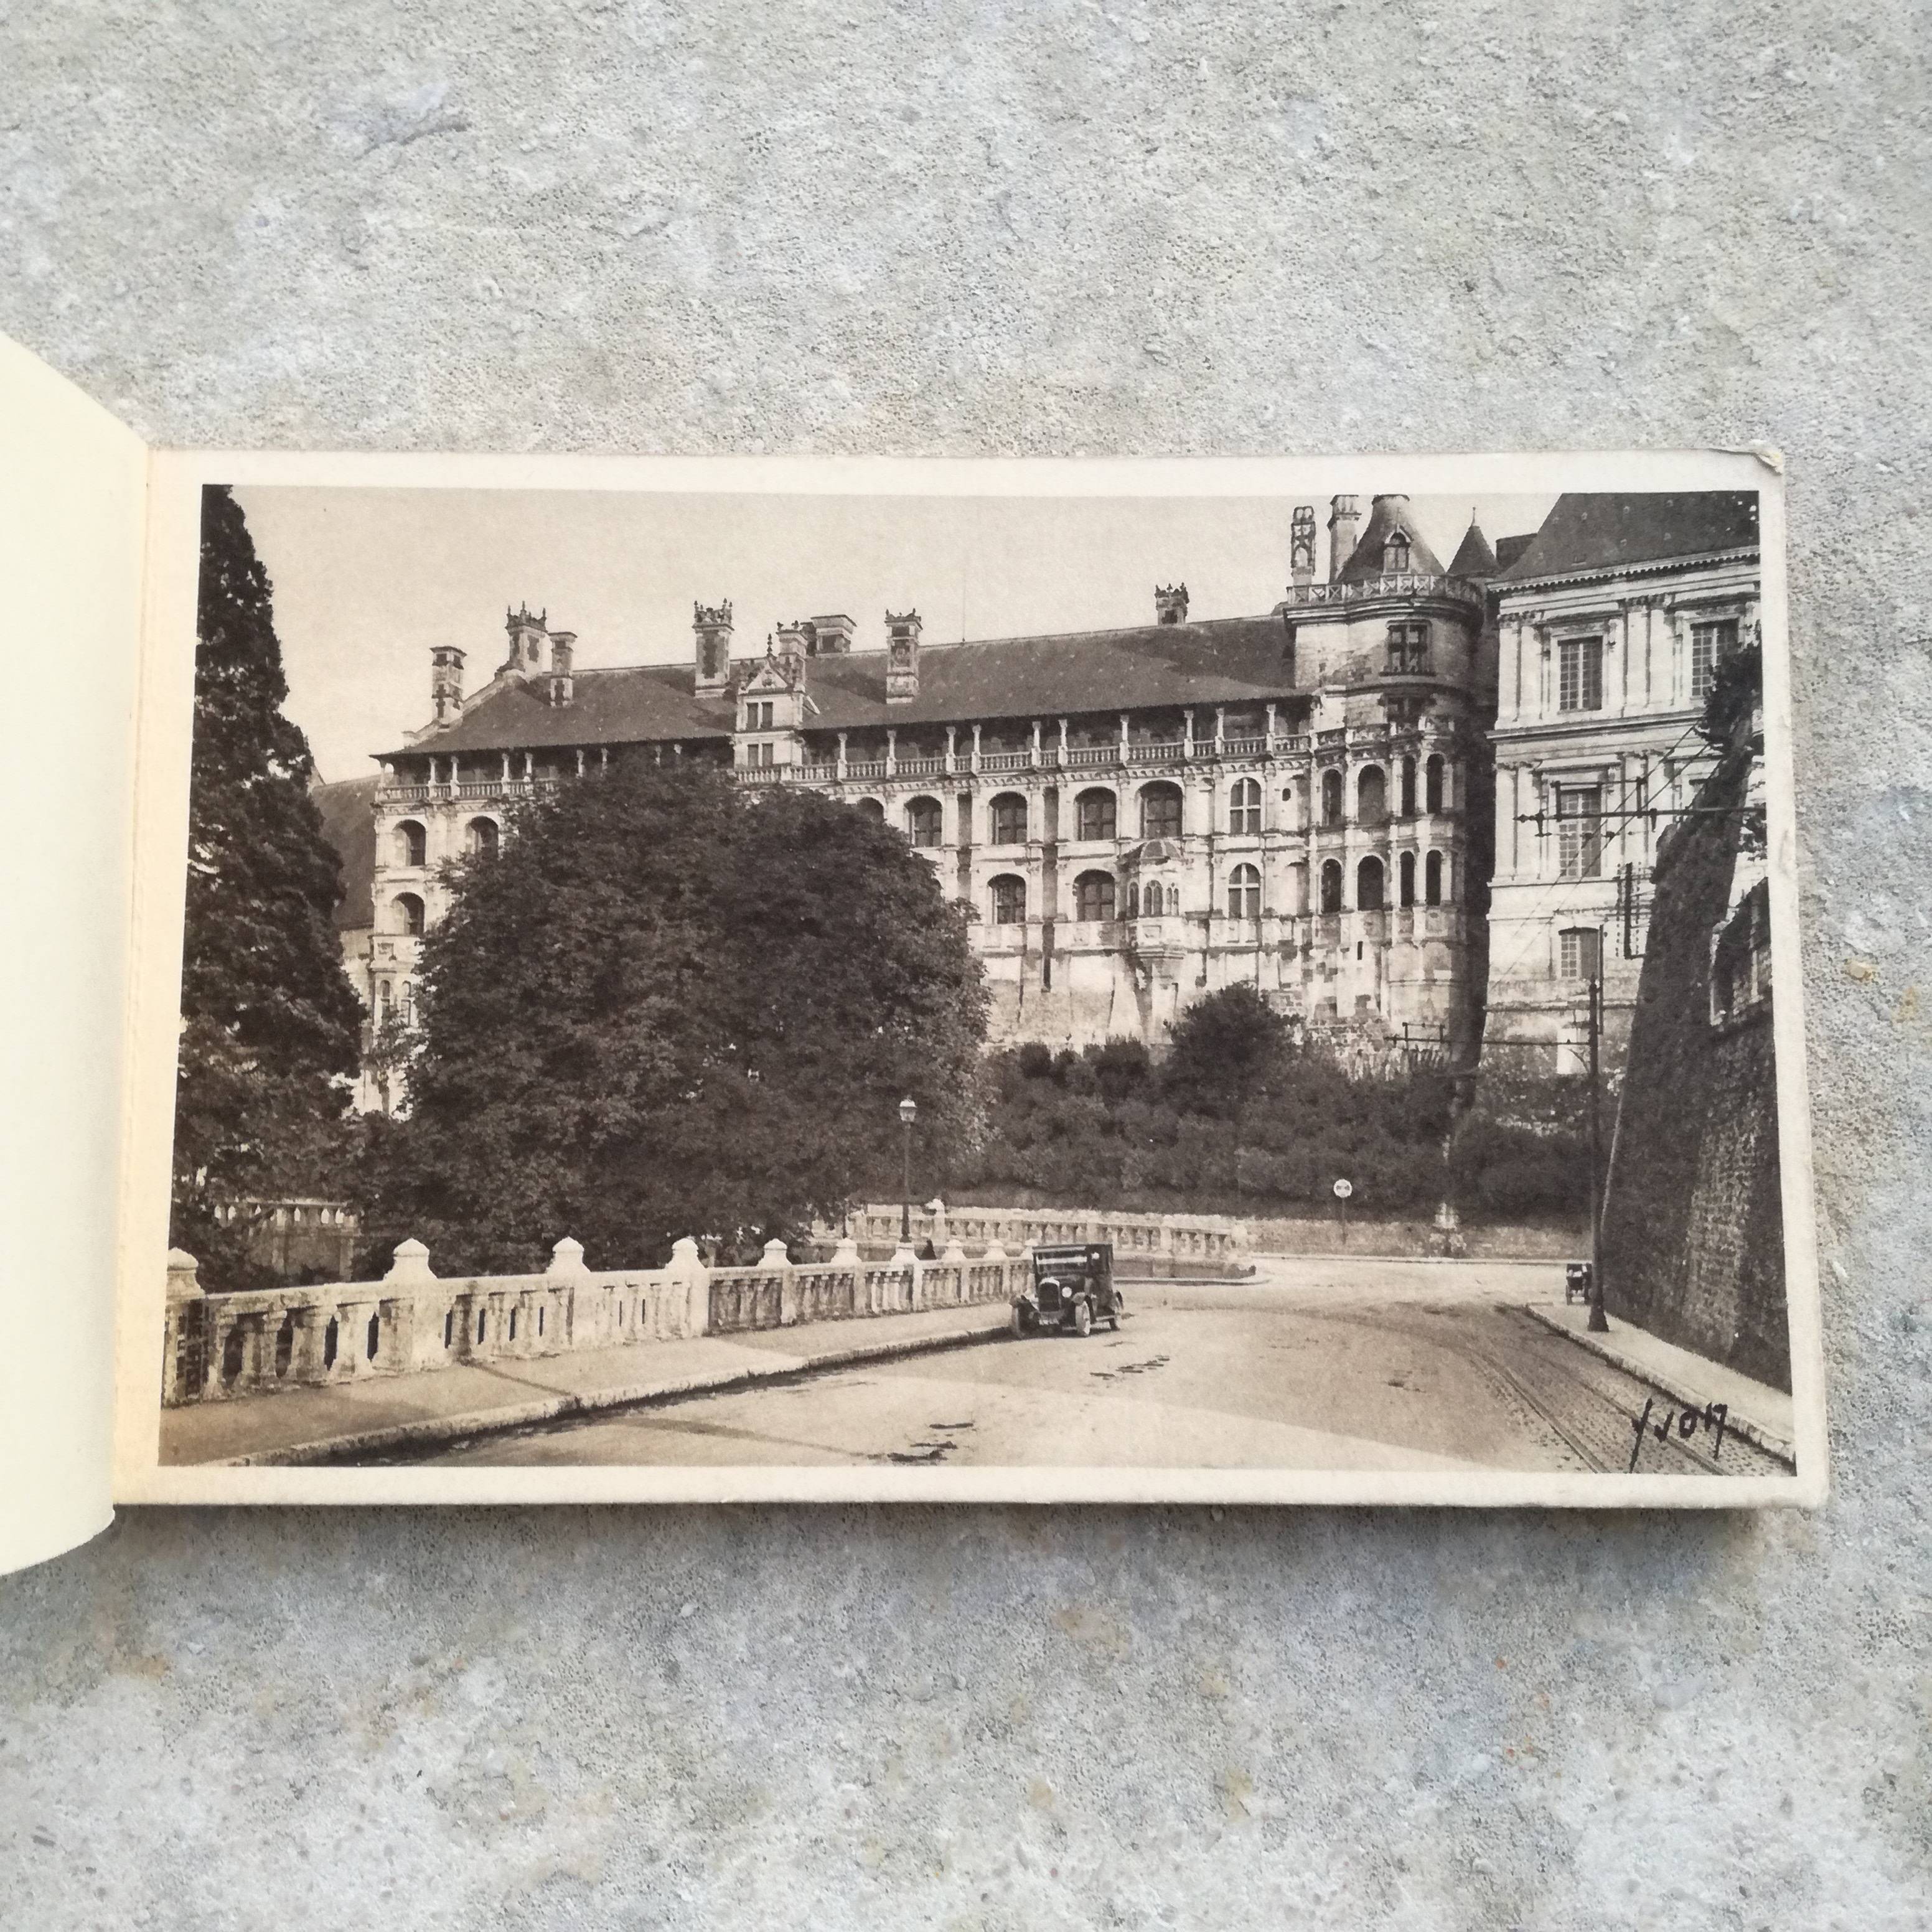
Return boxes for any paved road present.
[421,1259,1784,1476]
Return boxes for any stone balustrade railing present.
[840,1203,1250,1271]
[162,1229,1025,1408]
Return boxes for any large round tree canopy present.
[369,759,988,1272]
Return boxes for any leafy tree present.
[367,761,989,1273]
[171,486,364,1285]
[1163,983,1290,1116]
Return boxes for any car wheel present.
[1072,1299,1093,1338]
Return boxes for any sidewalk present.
[1523,1301,1796,1466]
[162,1303,1012,1468]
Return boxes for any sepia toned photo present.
[129,454,1819,1504]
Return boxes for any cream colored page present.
[0,335,146,1574]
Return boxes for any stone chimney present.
[1290,505,1317,586]
[545,630,576,706]
[693,601,734,695]
[775,620,811,682]
[812,613,855,654]
[885,609,922,703]
[1327,495,1362,581]
[430,645,466,726]
[1155,583,1189,626]
[505,603,548,674]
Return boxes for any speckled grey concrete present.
[3,4,1928,1925]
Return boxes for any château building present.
[324,486,1760,1105]
[1484,492,1761,1072]
[349,494,1500,1099]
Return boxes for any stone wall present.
[162,1230,1024,1409]
[1598,745,1789,1389]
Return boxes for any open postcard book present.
[0,335,1829,1576]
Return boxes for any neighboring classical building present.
[1484,492,1761,1073]
[349,494,1499,1095]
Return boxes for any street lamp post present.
[898,1097,918,1247]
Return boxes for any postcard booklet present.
[0,336,1826,1575]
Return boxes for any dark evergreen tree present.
[170,485,363,1285]
[365,761,989,1273]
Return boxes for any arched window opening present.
[1356,856,1386,912]
[1399,851,1417,907]
[1320,860,1344,914]
[1074,871,1117,922]
[1227,863,1262,920]
[394,820,426,868]
[1384,531,1412,574]
[1076,789,1118,842]
[1358,765,1387,826]
[989,793,1028,845]
[395,893,426,939]
[467,817,500,860]
[1425,754,1445,814]
[1142,881,1165,917]
[856,797,885,820]
[1229,777,1261,836]
[274,1316,293,1379]
[1400,756,1417,817]
[1139,782,1183,840]
[990,875,1026,925]
[323,1318,339,1371]
[905,796,942,847]
[1425,850,1445,906]
[365,1314,380,1362]
[1321,767,1344,826]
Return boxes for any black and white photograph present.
[136,455,1818,1501]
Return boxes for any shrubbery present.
[894,986,1592,1225]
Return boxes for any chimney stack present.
[545,630,576,706]
[1154,583,1189,626]
[1290,506,1317,586]
[505,603,548,674]
[811,613,855,654]
[884,609,922,703]
[1327,495,1362,581]
[430,645,466,726]
[693,601,734,694]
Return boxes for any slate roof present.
[312,775,380,930]
[388,613,1302,759]
[1493,533,1536,573]
[1446,520,1499,579]
[1498,492,1759,586]
[1337,496,1447,583]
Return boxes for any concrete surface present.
[2,2,1929,1926]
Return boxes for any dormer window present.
[1384,532,1411,573]
[746,700,777,729]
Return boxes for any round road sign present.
[1332,1178,1354,1200]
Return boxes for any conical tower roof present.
[1447,517,1499,579]
[1336,494,1446,581]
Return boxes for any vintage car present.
[1010,1242,1125,1338]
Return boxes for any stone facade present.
[352,496,1499,1092]
[1486,493,1760,1073]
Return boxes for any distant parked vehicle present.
[1011,1243,1124,1338]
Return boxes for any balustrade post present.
[665,1236,710,1337]
[288,1305,326,1384]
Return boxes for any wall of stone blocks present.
[3,2,1930,1928]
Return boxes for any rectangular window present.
[1558,637,1603,712]
[1559,927,1602,981]
[1386,621,1430,674]
[1690,619,1736,701]
[1556,785,1604,879]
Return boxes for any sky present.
[235,485,1561,783]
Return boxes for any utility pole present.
[1586,972,1608,1333]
